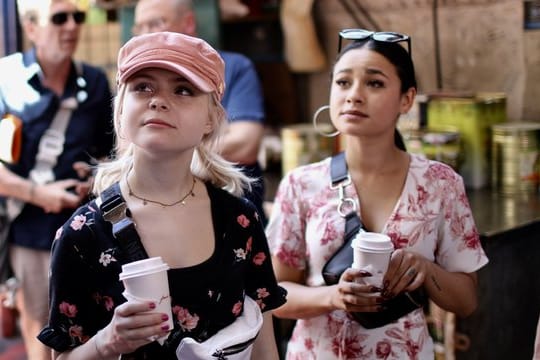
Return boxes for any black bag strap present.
[100,182,148,261]
[330,153,364,235]
[330,152,349,186]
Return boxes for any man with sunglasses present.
[0,1,113,358]
[133,0,268,225]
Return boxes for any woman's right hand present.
[94,300,171,357]
[331,268,385,313]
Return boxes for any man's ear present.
[22,18,40,44]
[182,10,198,36]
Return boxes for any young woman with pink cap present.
[38,31,286,359]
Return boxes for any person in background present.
[37,31,286,359]
[0,0,114,358]
[133,0,268,224]
[265,29,488,359]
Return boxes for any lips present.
[143,119,174,128]
[341,109,368,118]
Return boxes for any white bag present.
[176,296,263,360]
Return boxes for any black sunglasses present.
[50,11,86,26]
[338,29,411,57]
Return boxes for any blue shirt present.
[218,51,267,224]
[219,51,264,124]
[0,49,114,250]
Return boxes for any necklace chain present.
[126,176,196,207]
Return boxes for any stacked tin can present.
[491,122,540,195]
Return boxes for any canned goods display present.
[491,122,540,195]
[280,124,338,175]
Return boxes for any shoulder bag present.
[99,183,263,359]
[322,152,428,329]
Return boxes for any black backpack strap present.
[100,182,148,261]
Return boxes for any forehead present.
[18,0,78,16]
[334,48,397,77]
[135,0,175,21]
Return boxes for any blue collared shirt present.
[0,48,114,250]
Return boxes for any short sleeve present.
[436,171,489,272]
[265,169,308,270]
[239,200,286,311]
[38,203,123,352]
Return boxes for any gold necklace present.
[126,175,196,207]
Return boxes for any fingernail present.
[149,302,156,309]
[161,314,169,321]
[161,324,170,331]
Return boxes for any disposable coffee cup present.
[119,257,173,344]
[351,232,394,287]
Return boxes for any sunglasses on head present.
[338,29,411,57]
[50,11,86,26]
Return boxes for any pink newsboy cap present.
[117,31,225,99]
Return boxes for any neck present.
[126,165,196,206]
[37,56,72,96]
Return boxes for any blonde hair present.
[92,83,253,197]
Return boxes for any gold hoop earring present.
[313,105,339,138]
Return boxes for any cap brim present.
[118,60,213,92]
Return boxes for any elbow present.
[455,297,478,318]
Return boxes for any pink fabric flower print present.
[232,301,242,316]
[70,214,87,231]
[54,227,63,240]
[59,302,78,318]
[246,237,253,252]
[256,288,269,299]
[68,325,88,343]
[172,306,199,331]
[234,248,247,261]
[99,252,117,267]
[102,296,114,311]
[376,339,394,359]
[237,214,250,228]
[252,252,266,265]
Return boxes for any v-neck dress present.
[266,154,488,360]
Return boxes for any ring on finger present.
[406,268,416,277]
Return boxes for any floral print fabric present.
[39,182,286,359]
[266,154,488,360]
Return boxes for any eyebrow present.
[335,67,389,79]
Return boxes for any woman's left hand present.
[381,249,427,299]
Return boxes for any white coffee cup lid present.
[351,232,394,253]
[119,256,170,281]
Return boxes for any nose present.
[149,97,169,111]
[346,83,364,104]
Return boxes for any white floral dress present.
[266,154,488,360]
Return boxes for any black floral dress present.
[38,182,287,359]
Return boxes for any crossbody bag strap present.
[6,62,84,220]
[99,182,148,262]
[30,62,85,185]
[330,153,364,236]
